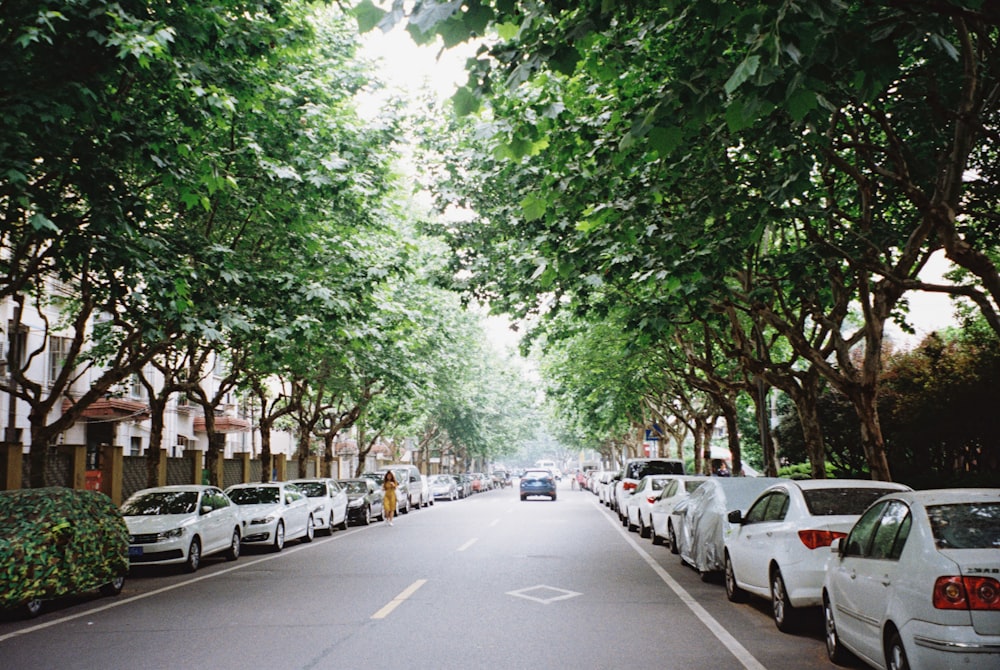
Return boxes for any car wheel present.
[185,537,202,573]
[771,568,797,633]
[225,528,241,561]
[551,494,557,501]
[724,553,746,602]
[651,529,664,546]
[668,523,679,555]
[886,630,910,670]
[627,514,638,532]
[273,521,286,552]
[639,517,651,539]
[824,595,851,665]
[22,599,43,618]
[337,514,348,531]
[521,495,527,501]
[100,574,126,597]
[301,515,315,543]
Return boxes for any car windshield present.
[524,470,550,479]
[340,481,368,494]
[684,480,707,493]
[803,488,904,516]
[122,491,198,515]
[361,472,384,484]
[227,487,279,505]
[927,502,1000,549]
[433,476,451,484]
[294,482,326,497]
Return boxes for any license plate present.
[129,546,143,557]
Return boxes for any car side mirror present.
[201,505,213,515]
[830,537,843,555]
[727,510,743,524]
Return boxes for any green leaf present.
[353,0,386,33]
[648,126,682,156]
[786,88,817,122]
[521,193,547,221]
[451,86,480,116]
[29,212,58,232]
[724,54,760,95]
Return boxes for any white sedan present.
[624,475,679,536]
[823,488,1000,670]
[289,478,348,535]
[225,482,314,551]
[723,479,910,632]
[122,485,243,572]
[650,476,708,546]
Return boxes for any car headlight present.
[348,498,364,508]
[158,527,186,540]
[250,515,275,525]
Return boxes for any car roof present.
[780,478,912,492]
[878,488,1000,505]
[131,485,214,494]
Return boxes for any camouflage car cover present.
[0,487,129,610]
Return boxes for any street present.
[1,480,856,670]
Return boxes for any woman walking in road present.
[382,471,398,526]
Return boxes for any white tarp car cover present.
[680,477,785,573]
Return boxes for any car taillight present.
[797,530,847,550]
[623,482,637,492]
[934,576,1000,611]
[648,496,658,504]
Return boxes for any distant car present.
[674,477,785,576]
[453,474,472,498]
[650,476,709,545]
[289,478,349,535]
[723,479,911,632]
[225,482,314,551]
[429,474,459,501]
[613,458,686,521]
[339,478,383,525]
[122,484,242,573]
[624,475,679,535]
[1,487,129,618]
[520,469,557,501]
[823,488,1000,670]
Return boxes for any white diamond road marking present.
[506,584,582,605]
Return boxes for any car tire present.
[551,494,557,501]
[22,599,43,618]
[824,595,851,665]
[185,537,202,573]
[651,530,664,546]
[273,521,286,552]
[771,568,797,633]
[724,553,746,602]
[100,574,126,597]
[337,514,348,531]
[668,523,679,555]
[521,495,527,501]
[360,505,371,525]
[886,630,910,670]
[639,517,651,538]
[301,515,314,543]
[225,528,241,561]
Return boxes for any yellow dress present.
[383,480,397,512]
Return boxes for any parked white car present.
[613,458,686,521]
[122,485,243,572]
[225,482,314,551]
[650,476,708,546]
[723,479,911,632]
[823,488,1000,670]
[429,474,459,501]
[624,475,678,536]
[289,478,348,535]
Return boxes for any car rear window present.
[628,461,684,479]
[295,482,326,497]
[802,488,903,516]
[228,487,279,505]
[927,502,1000,549]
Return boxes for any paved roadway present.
[0,480,863,670]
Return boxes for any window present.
[129,373,144,399]
[130,436,142,456]
[844,502,888,557]
[4,322,29,373]
[869,502,910,560]
[48,336,72,384]
[745,494,774,524]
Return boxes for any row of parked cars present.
[0,466,502,618]
[586,458,999,670]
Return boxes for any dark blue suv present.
[520,469,557,501]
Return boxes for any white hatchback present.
[823,488,1000,670]
[122,485,243,573]
[624,475,679,537]
[723,479,910,632]
[650,476,708,546]
[225,482,314,551]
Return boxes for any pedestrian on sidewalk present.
[383,470,398,525]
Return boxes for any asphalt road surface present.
[1,480,864,670]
